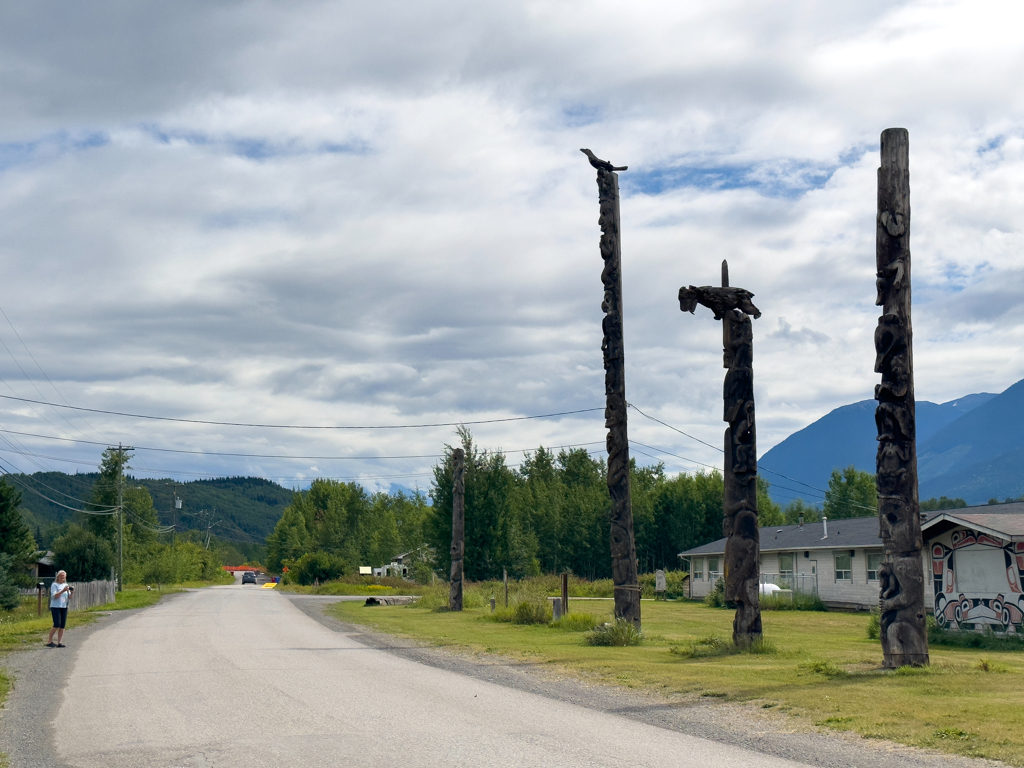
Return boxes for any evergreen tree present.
[0,479,36,573]
[87,447,131,543]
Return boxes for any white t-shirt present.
[50,581,70,609]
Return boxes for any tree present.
[0,554,22,611]
[823,466,877,519]
[0,479,36,576]
[920,496,967,512]
[265,499,310,573]
[781,498,820,525]
[756,477,784,527]
[53,525,115,581]
[87,446,131,544]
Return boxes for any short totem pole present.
[449,447,465,612]
[581,148,641,628]
[679,261,762,644]
[874,128,928,667]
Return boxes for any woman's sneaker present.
[57,644,66,648]
[45,642,56,648]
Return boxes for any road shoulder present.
[0,595,184,768]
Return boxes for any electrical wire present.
[0,394,602,430]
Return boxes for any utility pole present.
[117,442,124,593]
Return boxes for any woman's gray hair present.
[56,570,67,578]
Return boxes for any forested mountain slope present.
[15,472,294,546]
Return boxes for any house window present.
[693,558,703,581]
[867,553,882,582]
[834,553,852,581]
[708,557,720,579]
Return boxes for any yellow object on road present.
[261,582,277,589]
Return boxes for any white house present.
[679,502,1024,626]
[679,516,883,609]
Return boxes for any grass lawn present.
[331,597,1024,765]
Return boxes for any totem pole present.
[679,261,762,645]
[449,447,465,612]
[581,148,641,628]
[874,128,928,667]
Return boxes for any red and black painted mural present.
[932,528,1024,633]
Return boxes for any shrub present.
[53,525,115,582]
[0,554,21,611]
[762,591,827,611]
[292,551,348,586]
[928,624,1024,651]
[552,612,598,632]
[866,608,880,640]
[586,618,643,646]
[638,570,689,599]
[512,601,551,625]
[703,577,727,608]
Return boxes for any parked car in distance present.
[242,571,257,584]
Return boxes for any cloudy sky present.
[0,0,1022,506]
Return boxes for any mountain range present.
[760,378,1024,506]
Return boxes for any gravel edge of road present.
[0,594,186,768]
[288,595,1003,768]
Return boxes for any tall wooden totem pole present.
[449,447,465,612]
[581,148,641,628]
[679,261,763,644]
[874,128,929,667]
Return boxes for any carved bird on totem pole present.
[580,148,628,172]
[679,261,761,319]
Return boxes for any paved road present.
[51,585,812,768]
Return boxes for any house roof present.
[921,501,1024,542]
[680,501,1024,558]
[678,516,881,557]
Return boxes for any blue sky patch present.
[143,125,369,160]
[623,156,841,199]
[0,130,109,173]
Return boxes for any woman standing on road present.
[46,571,72,648]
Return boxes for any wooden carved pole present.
[874,128,928,667]
[680,261,762,645]
[581,148,641,628]
[449,447,465,612]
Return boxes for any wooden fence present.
[21,580,117,611]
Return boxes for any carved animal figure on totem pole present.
[679,260,762,645]
[449,447,465,612]
[874,128,928,667]
[581,148,641,629]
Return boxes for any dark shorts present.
[50,607,67,629]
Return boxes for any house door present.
[800,561,817,595]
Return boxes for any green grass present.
[329,597,1024,765]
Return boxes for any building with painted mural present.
[921,503,1024,634]
[679,501,1024,627]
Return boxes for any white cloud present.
[0,0,1021,491]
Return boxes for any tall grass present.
[586,618,643,646]
[670,634,777,658]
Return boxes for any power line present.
[0,394,602,430]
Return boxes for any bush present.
[928,624,1024,651]
[53,525,115,582]
[762,591,828,611]
[586,618,643,646]
[867,608,880,640]
[291,551,347,586]
[638,570,689,599]
[703,577,731,608]
[0,554,22,611]
[512,601,551,625]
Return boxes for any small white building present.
[372,550,418,579]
